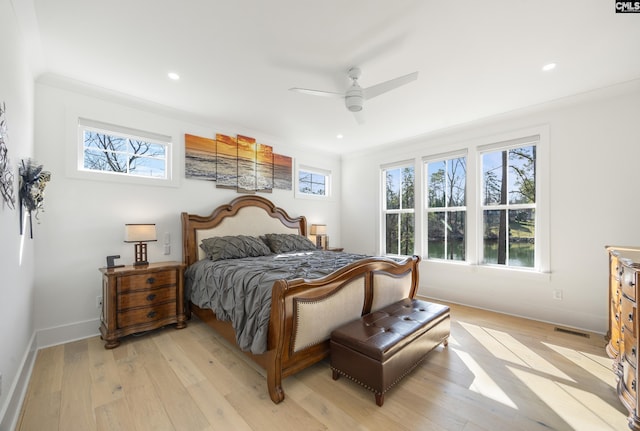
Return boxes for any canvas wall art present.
[257,143,273,193]
[237,135,257,193]
[273,154,293,191]
[185,132,292,193]
[216,134,238,189]
[185,134,216,180]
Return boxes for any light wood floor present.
[16,301,628,431]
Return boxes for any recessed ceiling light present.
[542,63,556,72]
[336,134,344,139]
[168,72,180,80]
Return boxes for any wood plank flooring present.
[15,301,628,431]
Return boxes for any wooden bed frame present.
[181,195,420,403]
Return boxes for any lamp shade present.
[310,224,326,236]
[124,224,157,242]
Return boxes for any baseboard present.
[0,318,100,431]
[36,317,100,350]
[0,332,37,431]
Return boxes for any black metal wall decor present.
[19,158,51,238]
[0,101,16,209]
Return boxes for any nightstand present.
[99,261,186,349]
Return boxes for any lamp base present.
[133,242,149,266]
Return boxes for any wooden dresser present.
[99,261,186,349]
[607,246,640,430]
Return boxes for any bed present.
[181,195,420,403]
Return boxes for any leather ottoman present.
[330,298,450,406]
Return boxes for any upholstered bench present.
[330,298,450,406]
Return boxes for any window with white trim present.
[78,119,171,180]
[425,154,466,261]
[297,166,331,198]
[382,164,415,256]
[480,139,537,268]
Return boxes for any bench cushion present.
[331,298,450,361]
[330,298,450,406]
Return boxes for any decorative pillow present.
[200,235,272,261]
[264,233,318,253]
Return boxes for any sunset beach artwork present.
[216,133,238,189]
[185,132,292,193]
[237,135,257,193]
[185,134,216,180]
[273,153,292,190]
[257,143,274,193]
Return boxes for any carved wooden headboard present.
[181,195,307,266]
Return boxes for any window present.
[78,119,170,180]
[382,164,415,256]
[425,155,466,261]
[297,166,331,198]
[481,141,536,268]
[386,130,546,272]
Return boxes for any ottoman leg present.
[375,393,384,407]
[332,369,340,380]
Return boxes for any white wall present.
[31,75,342,340]
[341,79,640,334]
[0,0,36,427]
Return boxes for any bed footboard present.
[265,255,420,403]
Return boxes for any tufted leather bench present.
[330,298,450,406]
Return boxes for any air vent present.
[554,327,590,338]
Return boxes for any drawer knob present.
[146,277,156,285]
[630,280,636,287]
[615,313,620,322]
[147,311,157,319]
[629,313,634,322]
[633,380,637,391]
[146,293,156,301]
[633,346,637,357]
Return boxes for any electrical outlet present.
[96,295,103,309]
[553,289,563,300]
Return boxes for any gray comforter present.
[185,251,368,354]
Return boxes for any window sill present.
[423,258,551,282]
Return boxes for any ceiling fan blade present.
[353,110,365,125]
[288,87,343,98]
[362,71,418,100]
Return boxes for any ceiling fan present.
[289,67,418,123]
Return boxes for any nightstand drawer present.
[117,286,176,310]
[99,261,186,349]
[117,270,177,293]
[622,295,637,337]
[117,301,176,328]
[624,360,638,399]
[622,265,638,301]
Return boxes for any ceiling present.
[17,0,640,154]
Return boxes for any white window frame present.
[381,161,416,257]
[423,150,468,262]
[71,117,177,187]
[419,125,550,276]
[478,135,540,270]
[295,164,332,199]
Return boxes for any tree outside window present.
[482,145,536,268]
[425,156,466,261]
[82,128,167,179]
[298,170,328,196]
[383,165,414,256]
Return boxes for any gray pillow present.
[264,233,318,253]
[200,235,272,261]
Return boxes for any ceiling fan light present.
[345,94,363,112]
